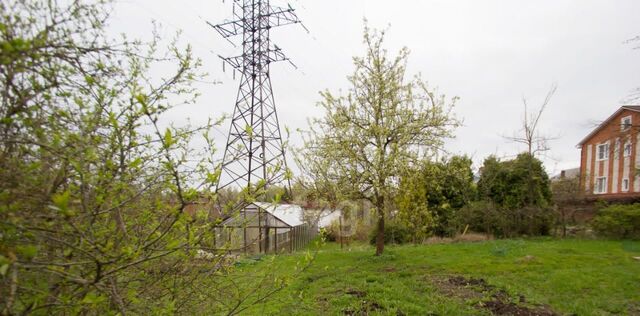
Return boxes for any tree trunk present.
[375,202,385,256]
[561,210,567,238]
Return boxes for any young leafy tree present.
[397,155,475,238]
[294,144,348,245]
[0,0,221,313]
[303,25,459,255]
[396,168,434,243]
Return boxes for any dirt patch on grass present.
[345,288,367,298]
[448,275,490,287]
[629,302,640,315]
[382,266,397,273]
[431,275,558,316]
[340,288,385,315]
[431,276,484,301]
[342,290,382,314]
[480,291,556,316]
[342,301,383,315]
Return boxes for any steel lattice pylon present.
[210,0,305,193]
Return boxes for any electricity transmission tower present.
[209,0,305,193]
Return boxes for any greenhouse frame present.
[214,202,317,254]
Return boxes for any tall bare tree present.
[626,35,639,102]
[505,83,558,156]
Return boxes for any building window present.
[621,116,632,131]
[623,178,630,192]
[596,143,609,161]
[594,177,607,194]
[624,140,632,157]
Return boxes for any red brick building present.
[578,106,640,198]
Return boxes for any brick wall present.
[580,108,640,198]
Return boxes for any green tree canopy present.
[396,155,475,239]
[477,153,551,210]
[470,153,554,236]
[302,25,459,255]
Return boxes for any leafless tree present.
[505,83,558,156]
[625,36,640,103]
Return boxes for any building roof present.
[577,105,640,146]
[253,202,304,227]
[551,167,580,181]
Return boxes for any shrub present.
[452,200,506,236]
[322,219,360,242]
[320,222,340,242]
[591,203,640,239]
[353,219,374,242]
[369,220,413,245]
[452,201,554,238]
[469,153,555,237]
[319,227,333,242]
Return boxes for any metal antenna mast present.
[210,0,305,193]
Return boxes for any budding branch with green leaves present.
[301,24,460,255]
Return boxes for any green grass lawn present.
[224,238,640,315]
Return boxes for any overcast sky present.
[111,0,640,175]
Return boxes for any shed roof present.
[253,202,304,227]
[577,105,640,146]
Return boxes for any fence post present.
[243,211,247,254]
[258,208,262,253]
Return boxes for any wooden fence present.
[263,224,318,254]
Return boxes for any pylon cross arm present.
[209,20,243,38]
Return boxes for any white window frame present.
[621,115,632,131]
[624,140,632,157]
[594,177,608,194]
[596,142,609,161]
[622,178,630,192]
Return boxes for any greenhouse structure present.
[214,202,316,254]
